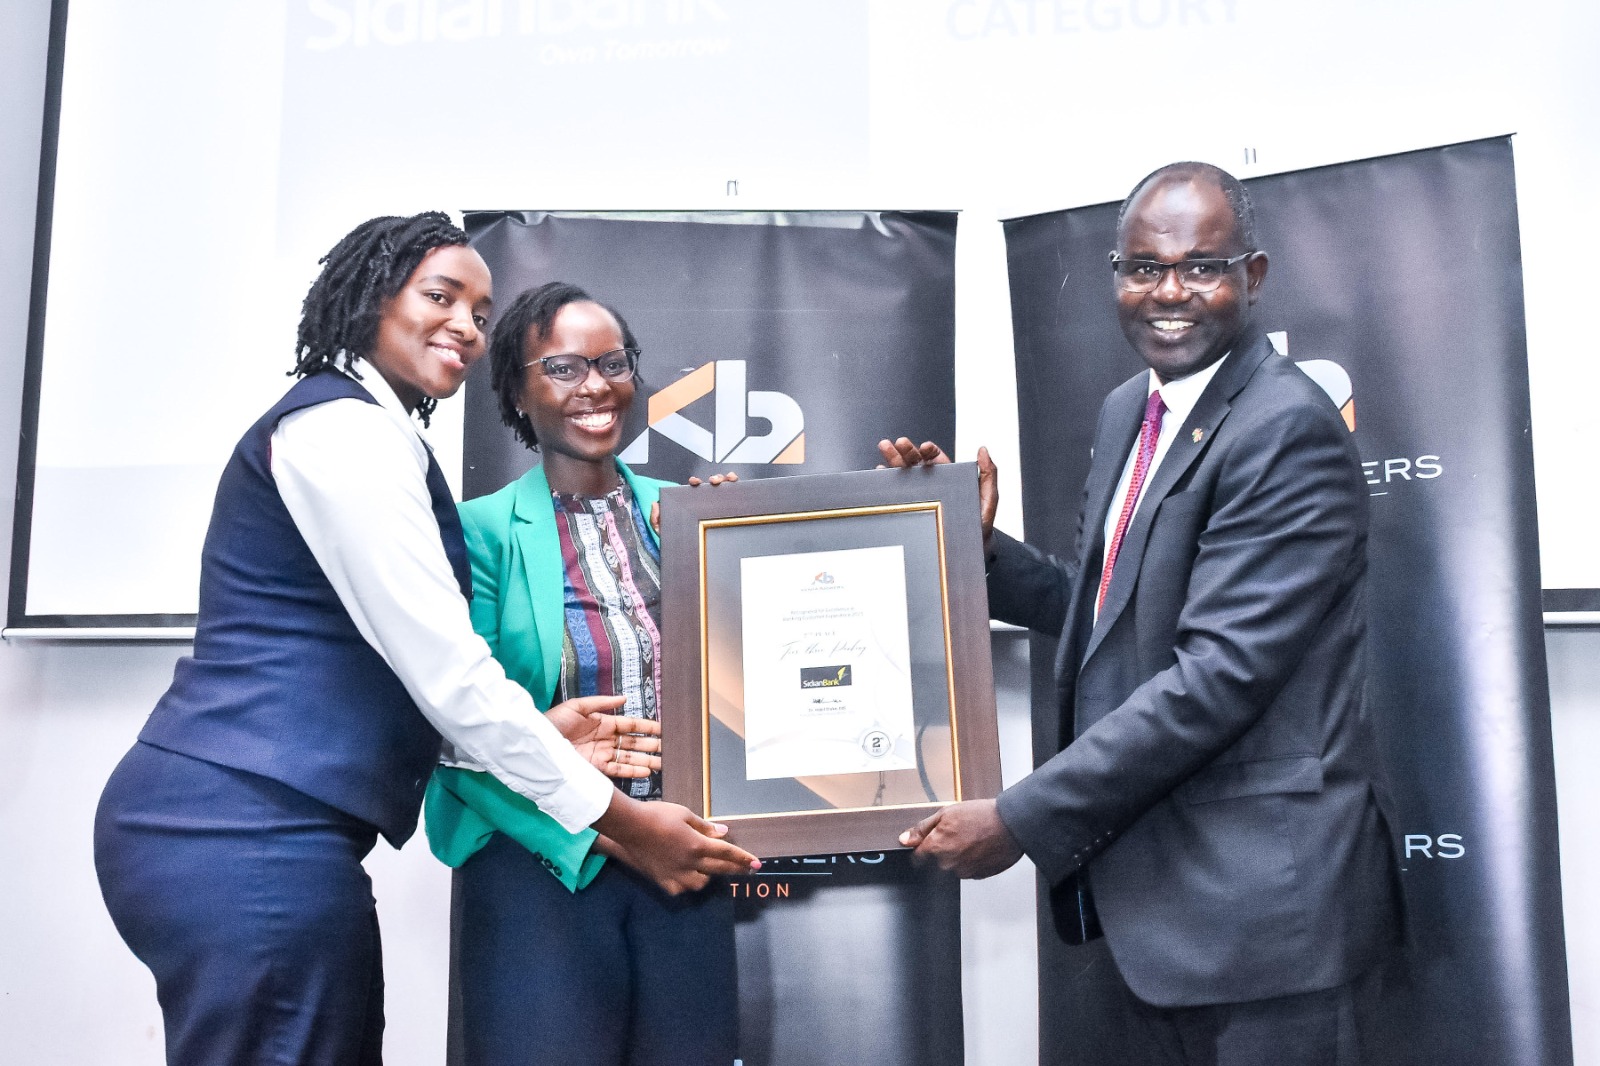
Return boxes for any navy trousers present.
[94,741,386,1066]
[449,830,737,1066]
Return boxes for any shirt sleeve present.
[269,397,614,835]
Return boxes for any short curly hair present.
[488,281,639,451]
[1116,162,1258,251]
[292,211,471,425]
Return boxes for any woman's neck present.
[542,452,620,497]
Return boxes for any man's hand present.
[877,437,950,468]
[899,798,1023,879]
[973,446,998,549]
[594,794,761,894]
[650,472,739,535]
[544,695,661,778]
[878,439,1000,548]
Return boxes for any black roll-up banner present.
[1002,138,1571,1065]
[461,210,963,1066]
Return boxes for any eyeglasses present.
[525,348,640,388]
[1108,251,1259,293]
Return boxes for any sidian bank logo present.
[618,360,804,466]
[800,665,851,689]
[1269,331,1442,492]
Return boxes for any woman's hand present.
[590,833,630,864]
[649,471,739,535]
[878,438,1000,548]
[545,695,662,778]
[593,794,760,894]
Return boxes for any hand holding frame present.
[899,798,1023,879]
[594,794,761,894]
[877,438,999,549]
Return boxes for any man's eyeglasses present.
[1108,251,1259,294]
[525,348,640,388]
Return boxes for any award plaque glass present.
[658,463,1001,858]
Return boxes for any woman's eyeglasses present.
[525,348,640,388]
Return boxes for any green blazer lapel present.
[508,460,666,707]
[510,464,564,707]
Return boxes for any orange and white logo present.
[1271,332,1443,491]
[1270,331,1355,432]
[618,360,804,465]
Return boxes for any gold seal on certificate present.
[740,545,917,781]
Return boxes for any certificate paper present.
[740,545,917,781]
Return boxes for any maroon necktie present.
[1097,390,1166,616]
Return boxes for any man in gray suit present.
[885,162,1400,1064]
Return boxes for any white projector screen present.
[11,0,1600,628]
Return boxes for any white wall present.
[1,3,1595,1064]
[18,0,1600,620]
[0,6,455,1064]
[1550,631,1600,1061]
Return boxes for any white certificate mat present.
[739,545,917,781]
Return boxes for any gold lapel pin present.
[1192,428,1205,444]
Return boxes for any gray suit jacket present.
[991,332,1401,1008]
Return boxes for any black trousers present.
[449,829,737,1066]
[1118,964,1383,1066]
[95,741,385,1066]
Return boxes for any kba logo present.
[1269,331,1355,431]
[619,360,804,465]
[1269,331,1443,490]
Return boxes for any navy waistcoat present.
[140,370,472,846]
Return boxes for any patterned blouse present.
[551,481,663,800]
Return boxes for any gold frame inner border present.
[693,501,964,820]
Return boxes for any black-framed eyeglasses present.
[525,348,640,388]
[1108,251,1259,293]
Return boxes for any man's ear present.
[1244,250,1269,306]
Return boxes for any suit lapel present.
[1080,378,1147,571]
[1053,376,1147,702]
[1080,335,1275,666]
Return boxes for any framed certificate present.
[658,463,1001,858]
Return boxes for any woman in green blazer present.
[425,282,738,1066]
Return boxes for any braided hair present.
[488,281,639,451]
[292,211,472,425]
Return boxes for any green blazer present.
[423,460,668,892]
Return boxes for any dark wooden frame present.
[659,463,1001,858]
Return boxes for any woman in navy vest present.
[423,283,738,1065]
[93,214,757,1066]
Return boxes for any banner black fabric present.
[461,210,963,1066]
[1002,139,1570,1064]
[463,211,956,490]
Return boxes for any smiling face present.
[366,243,493,411]
[519,300,635,495]
[1114,175,1267,382]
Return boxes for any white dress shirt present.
[1098,353,1229,608]
[270,361,613,835]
